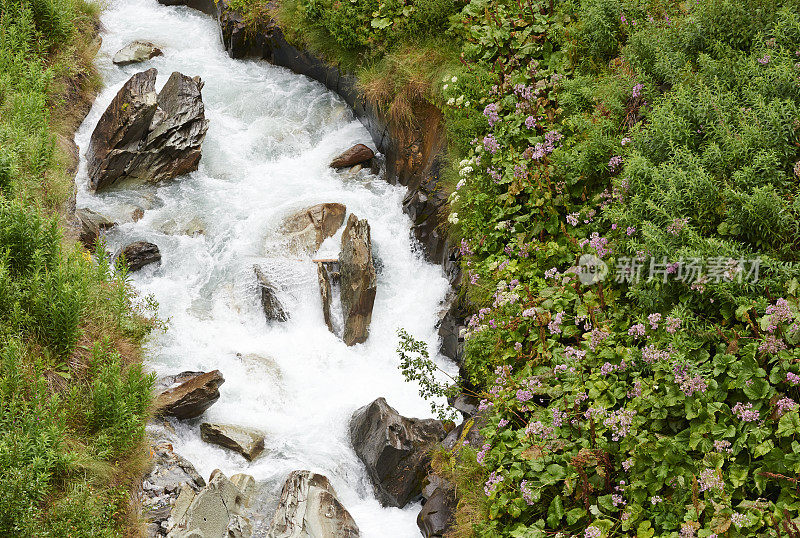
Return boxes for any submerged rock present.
[167,469,254,538]
[155,370,225,419]
[76,207,115,249]
[113,40,163,66]
[118,240,161,271]
[349,398,446,507]
[254,265,288,322]
[268,470,360,538]
[329,144,374,169]
[200,422,265,461]
[87,69,209,191]
[339,215,376,346]
[280,203,346,254]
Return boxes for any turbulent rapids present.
[73,0,455,534]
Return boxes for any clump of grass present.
[0,0,157,535]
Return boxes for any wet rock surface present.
[417,486,455,538]
[87,69,209,191]
[349,398,447,507]
[329,144,374,169]
[118,240,161,271]
[155,370,225,419]
[200,422,266,461]
[254,265,288,322]
[113,40,163,65]
[339,215,376,346]
[76,207,115,249]
[280,202,346,254]
[268,470,360,538]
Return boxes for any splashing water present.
[74,0,455,534]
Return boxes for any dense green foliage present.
[0,0,154,534]
[271,0,800,534]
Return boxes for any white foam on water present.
[74,0,455,535]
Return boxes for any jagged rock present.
[339,215,376,346]
[87,69,158,191]
[155,370,225,419]
[437,288,466,362]
[132,207,145,222]
[254,265,288,322]
[76,208,115,248]
[217,0,273,58]
[200,423,265,461]
[167,469,253,538]
[87,69,209,191]
[280,203,346,254]
[268,470,360,538]
[141,441,206,533]
[113,40,163,66]
[349,398,446,508]
[317,262,334,333]
[330,144,374,169]
[119,241,161,271]
[417,487,455,538]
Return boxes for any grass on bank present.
[1,0,157,535]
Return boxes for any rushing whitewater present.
[73,0,454,534]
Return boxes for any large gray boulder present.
[268,471,360,538]
[349,398,447,508]
[200,423,265,461]
[167,469,254,538]
[155,370,225,419]
[118,240,161,271]
[87,69,159,190]
[87,69,209,191]
[113,40,163,66]
[339,215,376,346]
[280,203,346,254]
[254,266,288,322]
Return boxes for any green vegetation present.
[240,0,800,534]
[1,0,156,534]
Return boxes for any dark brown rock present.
[339,215,376,346]
[330,144,374,169]
[87,69,159,191]
[268,470,360,538]
[155,370,225,419]
[118,241,161,271]
[280,202,346,254]
[76,208,115,249]
[254,265,288,322]
[349,398,446,508]
[417,487,455,537]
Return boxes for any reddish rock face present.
[154,370,225,419]
[87,69,209,191]
[329,144,375,169]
